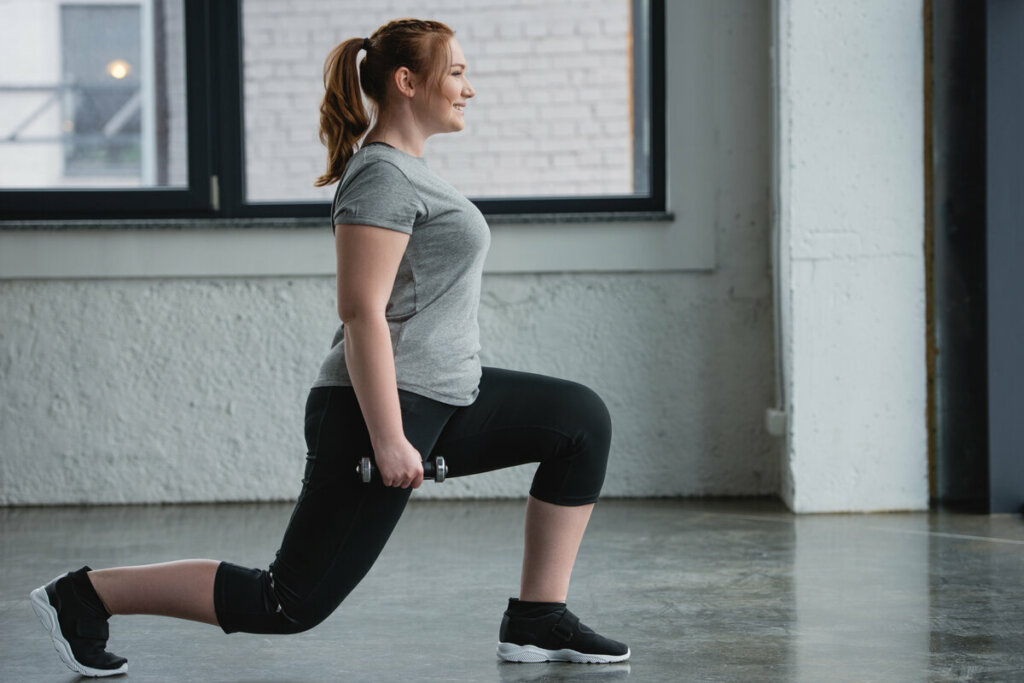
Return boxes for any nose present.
[463,78,475,98]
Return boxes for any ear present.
[393,66,416,98]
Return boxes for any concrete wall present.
[0,1,778,506]
[773,0,928,512]
[0,268,776,505]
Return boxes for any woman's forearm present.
[343,316,405,448]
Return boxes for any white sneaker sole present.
[497,642,631,663]
[30,580,128,678]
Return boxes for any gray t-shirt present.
[312,143,491,406]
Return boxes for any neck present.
[364,109,428,157]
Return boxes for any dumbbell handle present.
[356,455,447,483]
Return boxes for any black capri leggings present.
[214,367,612,634]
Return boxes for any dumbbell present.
[356,456,448,484]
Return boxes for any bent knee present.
[215,562,334,635]
[564,382,612,455]
[272,609,326,635]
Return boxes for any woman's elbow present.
[338,305,357,325]
[338,303,381,327]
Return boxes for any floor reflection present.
[928,518,1024,678]
[793,515,930,681]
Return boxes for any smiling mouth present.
[453,103,465,112]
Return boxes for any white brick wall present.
[242,0,635,202]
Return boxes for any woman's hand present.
[371,435,424,489]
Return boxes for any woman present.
[30,19,629,677]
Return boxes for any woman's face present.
[417,37,474,135]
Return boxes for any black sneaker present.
[497,598,630,663]
[30,567,128,677]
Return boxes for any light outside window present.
[242,0,652,205]
[62,5,142,176]
[0,0,187,189]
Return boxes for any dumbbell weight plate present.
[358,456,372,483]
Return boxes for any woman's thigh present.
[269,386,456,623]
[429,367,612,505]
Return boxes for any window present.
[1,0,664,220]
[62,5,144,178]
[1,0,190,198]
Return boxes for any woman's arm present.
[335,223,424,489]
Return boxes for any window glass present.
[242,0,650,203]
[0,0,187,189]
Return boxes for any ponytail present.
[314,38,369,188]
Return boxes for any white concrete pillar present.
[772,0,929,512]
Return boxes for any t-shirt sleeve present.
[332,160,425,235]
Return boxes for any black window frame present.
[1,0,665,221]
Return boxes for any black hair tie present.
[362,38,371,51]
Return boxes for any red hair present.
[314,19,455,187]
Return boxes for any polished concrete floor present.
[2,498,1023,682]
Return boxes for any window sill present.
[0,211,674,232]
[486,211,674,225]
[0,209,709,279]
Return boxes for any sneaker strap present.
[550,609,580,643]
